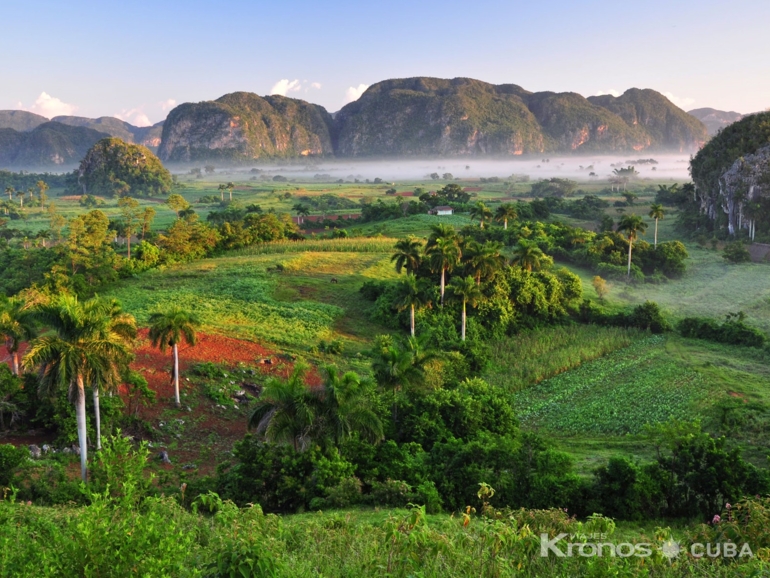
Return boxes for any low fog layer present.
[190,155,693,183]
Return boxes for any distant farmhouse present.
[429,206,454,216]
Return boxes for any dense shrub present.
[677,315,766,347]
[216,437,353,512]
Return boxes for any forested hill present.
[335,79,706,157]
[157,92,336,163]
[688,111,770,236]
[0,78,711,168]
[0,122,110,168]
[0,113,164,170]
[688,107,745,135]
[159,78,708,162]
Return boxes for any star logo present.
[660,540,681,559]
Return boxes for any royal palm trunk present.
[440,268,446,306]
[461,300,467,341]
[173,342,181,406]
[93,387,102,451]
[410,304,415,337]
[627,239,634,277]
[76,375,88,481]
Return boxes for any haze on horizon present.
[2,0,768,126]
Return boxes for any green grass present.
[569,245,770,332]
[485,325,641,392]
[105,251,398,357]
[230,236,399,255]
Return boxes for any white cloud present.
[115,108,152,127]
[344,84,369,104]
[662,91,695,109]
[310,82,322,90]
[270,79,302,96]
[160,98,177,112]
[22,92,77,118]
[595,89,621,97]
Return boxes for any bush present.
[318,476,363,509]
[723,241,751,263]
[626,301,670,334]
[0,444,27,487]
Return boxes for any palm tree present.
[448,276,483,341]
[469,201,493,229]
[218,183,226,201]
[292,203,310,224]
[309,365,383,450]
[426,223,458,249]
[494,203,518,230]
[226,182,235,201]
[0,297,37,375]
[391,236,423,275]
[465,241,504,285]
[617,214,648,277]
[148,307,201,407]
[16,189,24,208]
[511,239,549,272]
[393,275,431,336]
[371,337,428,424]
[23,295,133,481]
[426,236,461,306]
[4,187,14,202]
[249,364,383,451]
[248,363,315,451]
[649,204,665,247]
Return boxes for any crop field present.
[513,336,709,435]
[485,325,642,392]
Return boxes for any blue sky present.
[2,0,768,125]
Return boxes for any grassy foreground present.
[1,494,767,577]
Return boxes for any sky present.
[2,0,768,126]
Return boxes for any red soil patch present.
[131,328,277,400]
[3,332,322,475]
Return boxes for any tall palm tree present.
[511,239,549,272]
[292,203,310,224]
[91,298,136,449]
[469,201,493,229]
[23,295,133,481]
[4,187,14,202]
[226,182,235,201]
[391,236,423,275]
[148,307,201,407]
[16,189,25,208]
[248,363,315,451]
[648,204,665,247]
[617,214,648,277]
[218,183,226,201]
[426,236,461,306]
[465,241,504,285]
[393,275,431,336]
[495,203,518,230]
[0,297,37,376]
[448,276,483,341]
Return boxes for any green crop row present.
[485,325,641,392]
[514,336,708,434]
